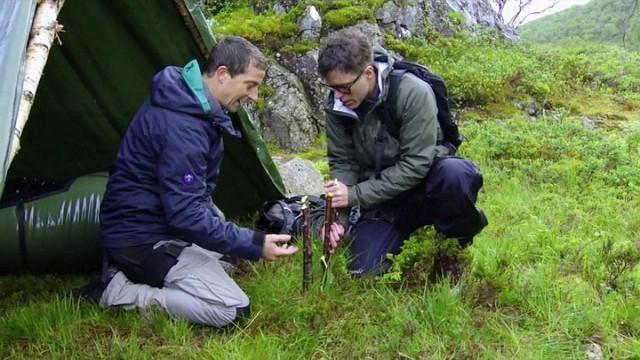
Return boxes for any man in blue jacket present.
[94,37,297,327]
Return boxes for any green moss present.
[255,98,267,111]
[255,84,276,111]
[324,6,372,29]
[313,159,330,180]
[297,133,327,161]
[259,84,275,98]
[479,102,521,119]
[265,140,286,158]
[448,11,465,26]
[213,7,297,48]
[284,0,327,22]
[280,41,318,55]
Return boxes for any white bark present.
[8,0,65,166]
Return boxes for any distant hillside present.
[519,0,640,50]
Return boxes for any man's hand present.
[320,222,345,254]
[262,234,298,261]
[325,179,349,208]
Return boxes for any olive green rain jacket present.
[324,46,451,210]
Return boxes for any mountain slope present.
[519,0,640,50]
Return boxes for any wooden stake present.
[321,187,336,289]
[301,196,312,291]
[8,0,66,166]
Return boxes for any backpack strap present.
[277,201,296,234]
[374,69,404,179]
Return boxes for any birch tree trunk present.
[8,0,65,166]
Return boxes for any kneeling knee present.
[436,158,482,191]
[215,303,251,327]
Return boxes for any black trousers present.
[107,241,189,288]
[349,157,487,276]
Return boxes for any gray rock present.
[253,62,320,152]
[376,1,424,39]
[262,0,298,13]
[338,21,385,47]
[376,1,399,24]
[525,100,538,116]
[398,25,412,39]
[298,5,322,39]
[397,3,424,36]
[420,0,519,41]
[273,3,287,15]
[583,116,598,130]
[280,49,326,121]
[277,157,325,196]
[585,343,603,360]
[512,98,540,117]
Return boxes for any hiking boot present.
[477,208,488,231]
[456,208,489,248]
[71,266,118,304]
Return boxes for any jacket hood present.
[325,45,396,118]
[372,45,395,82]
[150,60,240,137]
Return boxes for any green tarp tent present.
[0,0,285,272]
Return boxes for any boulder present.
[376,1,425,39]
[253,62,320,152]
[280,49,325,118]
[277,157,325,196]
[337,21,385,47]
[442,0,519,41]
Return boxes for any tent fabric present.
[0,0,285,217]
[0,0,37,197]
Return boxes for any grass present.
[2,113,639,358]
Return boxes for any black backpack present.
[255,195,325,236]
[373,59,463,177]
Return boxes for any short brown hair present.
[205,36,267,76]
[318,29,372,78]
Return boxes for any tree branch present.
[511,0,560,27]
[9,0,66,166]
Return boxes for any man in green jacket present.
[318,29,487,277]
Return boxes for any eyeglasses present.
[320,66,368,94]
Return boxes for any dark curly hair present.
[318,29,372,78]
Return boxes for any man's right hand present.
[262,234,298,261]
[320,222,345,254]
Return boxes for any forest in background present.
[519,0,640,50]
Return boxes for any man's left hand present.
[325,179,349,208]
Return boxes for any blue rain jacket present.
[100,60,265,260]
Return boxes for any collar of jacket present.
[182,59,241,138]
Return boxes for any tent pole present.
[8,0,66,166]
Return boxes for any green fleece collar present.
[181,59,211,113]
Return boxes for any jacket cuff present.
[347,185,360,207]
[245,230,265,261]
